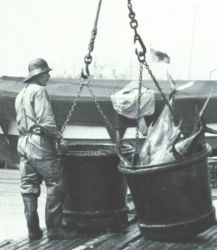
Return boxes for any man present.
[15,58,73,240]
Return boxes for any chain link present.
[127,1,138,35]
[126,0,177,167]
[80,0,114,134]
[61,0,103,134]
[60,79,88,134]
[86,84,114,132]
[127,0,175,119]
[81,0,103,79]
[143,60,176,120]
[61,78,114,135]
[132,62,143,166]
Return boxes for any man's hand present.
[56,138,67,153]
[32,127,42,135]
[30,125,43,135]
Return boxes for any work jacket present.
[15,83,62,159]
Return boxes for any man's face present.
[37,71,50,86]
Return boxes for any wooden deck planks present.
[4,229,46,250]
[199,226,217,250]
[0,215,138,250]
[26,231,77,250]
[93,223,141,250]
[54,234,101,250]
[121,237,161,250]
[2,169,217,249]
[170,226,217,250]
[3,225,217,249]
[49,240,75,250]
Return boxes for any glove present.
[55,138,67,153]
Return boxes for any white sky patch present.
[0,0,216,80]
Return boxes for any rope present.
[61,0,104,134]
[82,0,103,79]
[89,0,102,52]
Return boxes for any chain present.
[127,0,146,63]
[61,79,114,136]
[132,62,143,166]
[126,0,177,167]
[127,0,175,120]
[61,0,103,134]
[143,60,175,120]
[60,79,88,134]
[128,0,138,35]
[86,84,114,132]
[81,0,114,134]
[81,0,103,79]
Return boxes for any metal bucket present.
[119,145,216,240]
[62,142,131,231]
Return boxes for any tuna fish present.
[139,72,181,165]
[139,84,216,166]
[173,91,217,158]
[139,97,181,165]
[138,73,207,166]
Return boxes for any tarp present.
[1,76,217,164]
[0,76,217,130]
[111,81,155,119]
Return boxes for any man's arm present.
[33,87,63,141]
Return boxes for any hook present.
[81,65,89,80]
[134,34,146,63]
[81,55,92,79]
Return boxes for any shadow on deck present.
[1,212,217,250]
[1,170,217,249]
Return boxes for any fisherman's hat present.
[23,58,52,83]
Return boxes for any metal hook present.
[81,54,92,80]
[134,34,146,63]
[79,78,90,88]
[81,64,90,80]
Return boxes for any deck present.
[1,169,217,249]
[2,216,217,249]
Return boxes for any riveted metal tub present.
[61,141,132,231]
[118,145,216,240]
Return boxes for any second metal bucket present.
[119,145,216,240]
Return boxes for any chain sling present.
[122,0,177,167]
[60,0,115,140]
[60,0,175,168]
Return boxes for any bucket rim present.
[63,141,134,157]
[118,144,210,175]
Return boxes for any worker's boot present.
[46,194,75,239]
[22,194,43,241]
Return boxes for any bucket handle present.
[115,130,132,166]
